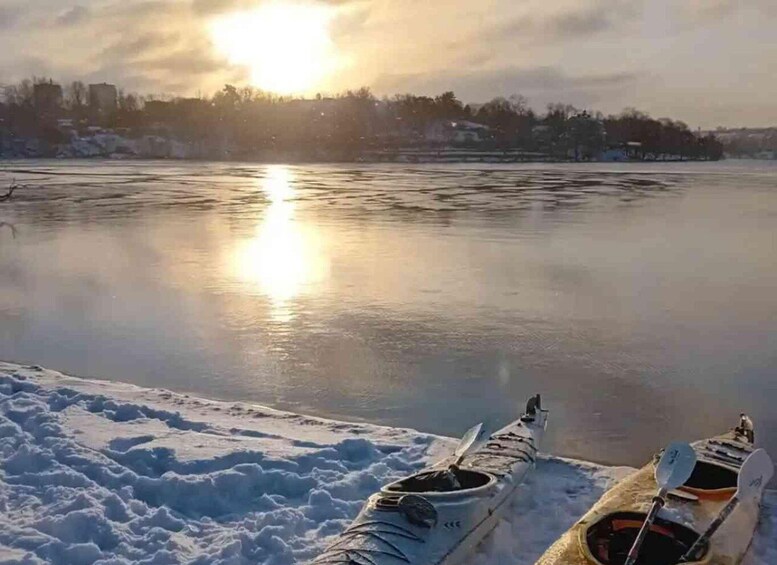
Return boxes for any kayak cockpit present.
[678,460,737,500]
[684,461,737,490]
[584,511,706,565]
[383,468,494,493]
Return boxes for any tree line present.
[0,78,724,161]
[712,128,777,159]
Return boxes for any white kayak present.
[311,395,549,565]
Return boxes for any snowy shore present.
[1,361,774,565]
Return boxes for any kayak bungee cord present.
[315,520,424,564]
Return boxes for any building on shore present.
[425,119,491,145]
[143,100,173,125]
[89,83,118,117]
[33,81,63,120]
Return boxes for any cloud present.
[0,55,55,81]
[55,5,90,26]
[140,49,227,75]
[551,10,611,35]
[0,3,25,29]
[190,0,357,16]
[190,0,244,16]
[492,1,639,42]
[682,0,777,20]
[100,32,182,59]
[432,0,642,73]
[110,0,172,18]
[373,65,642,109]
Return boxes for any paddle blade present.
[655,442,697,491]
[737,448,774,500]
[454,423,487,459]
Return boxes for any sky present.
[0,0,775,128]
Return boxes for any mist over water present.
[1,160,776,466]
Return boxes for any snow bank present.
[0,362,774,565]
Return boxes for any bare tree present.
[3,79,34,107]
[117,90,139,112]
[508,94,530,115]
[66,81,87,110]
[0,180,22,238]
[0,180,22,201]
[0,222,17,238]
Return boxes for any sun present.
[210,2,338,95]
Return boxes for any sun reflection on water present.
[231,166,327,322]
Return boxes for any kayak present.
[311,394,548,565]
[536,416,765,565]
[536,416,764,565]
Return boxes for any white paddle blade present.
[737,448,774,500]
[655,442,697,491]
[453,423,487,459]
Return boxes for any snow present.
[0,361,774,565]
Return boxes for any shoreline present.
[1,144,731,165]
[0,361,775,564]
[0,153,725,165]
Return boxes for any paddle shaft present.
[623,490,667,565]
[678,496,740,563]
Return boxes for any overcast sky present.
[1,0,775,128]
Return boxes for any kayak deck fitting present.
[311,394,548,565]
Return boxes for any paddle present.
[427,423,489,490]
[452,422,488,467]
[678,448,774,563]
[623,442,697,565]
